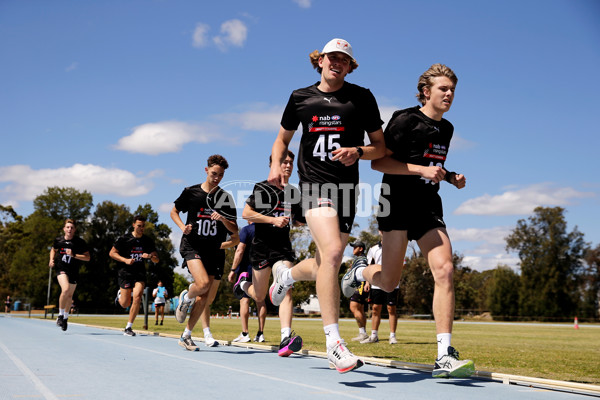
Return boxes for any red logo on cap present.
[337,40,348,50]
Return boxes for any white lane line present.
[88,336,372,400]
[0,340,60,400]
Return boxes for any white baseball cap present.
[321,38,355,62]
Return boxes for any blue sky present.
[1,0,599,272]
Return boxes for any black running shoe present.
[61,318,68,332]
[56,315,63,328]
[278,331,303,357]
[123,327,136,336]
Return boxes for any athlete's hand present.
[452,173,466,189]
[141,253,150,259]
[268,165,285,190]
[419,165,446,183]
[211,211,225,221]
[65,248,73,256]
[271,216,290,228]
[182,224,193,235]
[227,271,236,283]
[331,147,360,166]
[49,259,55,268]
[364,281,371,292]
[125,258,135,265]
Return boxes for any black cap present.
[349,241,365,249]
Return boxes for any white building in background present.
[300,294,320,314]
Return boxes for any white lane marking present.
[89,336,372,400]
[0,340,60,400]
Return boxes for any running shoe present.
[269,261,291,306]
[56,315,63,328]
[233,272,249,300]
[278,332,303,357]
[232,332,251,343]
[341,256,367,298]
[175,289,195,323]
[351,332,368,342]
[327,340,363,373]
[179,335,199,351]
[389,336,398,344]
[123,327,136,337]
[159,320,163,325]
[432,346,475,378]
[360,335,379,344]
[204,334,219,347]
[254,333,265,343]
[61,318,68,332]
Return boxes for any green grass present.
[61,314,600,385]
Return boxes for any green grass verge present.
[59,315,600,384]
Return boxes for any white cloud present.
[454,183,595,216]
[448,226,512,246]
[159,202,174,213]
[213,19,247,51]
[293,0,312,8]
[0,164,154,204]
[192,23,210,48]
[462,254,520,272]
[65,62,79,72]
[114,121,228,155]
[214,105,283,131]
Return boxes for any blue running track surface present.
[0,316,593,399]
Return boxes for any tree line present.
[1,187,598,321]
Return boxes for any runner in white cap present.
[267,37,386,373]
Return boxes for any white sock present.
[437,333,452,358]
[59,308,65,316]
[390,332,396,338]
[324,323,342,348]
[281,268,296,286]
[63,311,69,319]
[355,266,366,282]
[126,322,133,329]
[371,330,378,338]
[240,281,251,293]
[183,328,192,337]
[281,327,291,341]
[203,327,211,337]
[359,327,366,334]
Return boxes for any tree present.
[580,245,600,319]
[0,205,24,299]
[33,187,93,224]
[506,206,587,320]
[399,246,434,315]
[487,265,520,320]
[82,201,133,310]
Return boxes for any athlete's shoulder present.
[291,82,320,96]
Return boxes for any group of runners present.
[48,37,474,379]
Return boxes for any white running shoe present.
[360,335,379,344]
[432,346,475,378]
[341,256,367,298]
[232,332,251,343]
[178,335,199,351]
[204,334,219,347]
[351,332,369,342]
[269,261,291,306]
[389,336,398,344]
[175,289,195,323]
[327,340,363,373]
[254,333,265,342]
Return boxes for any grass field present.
[51,313,600,385]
